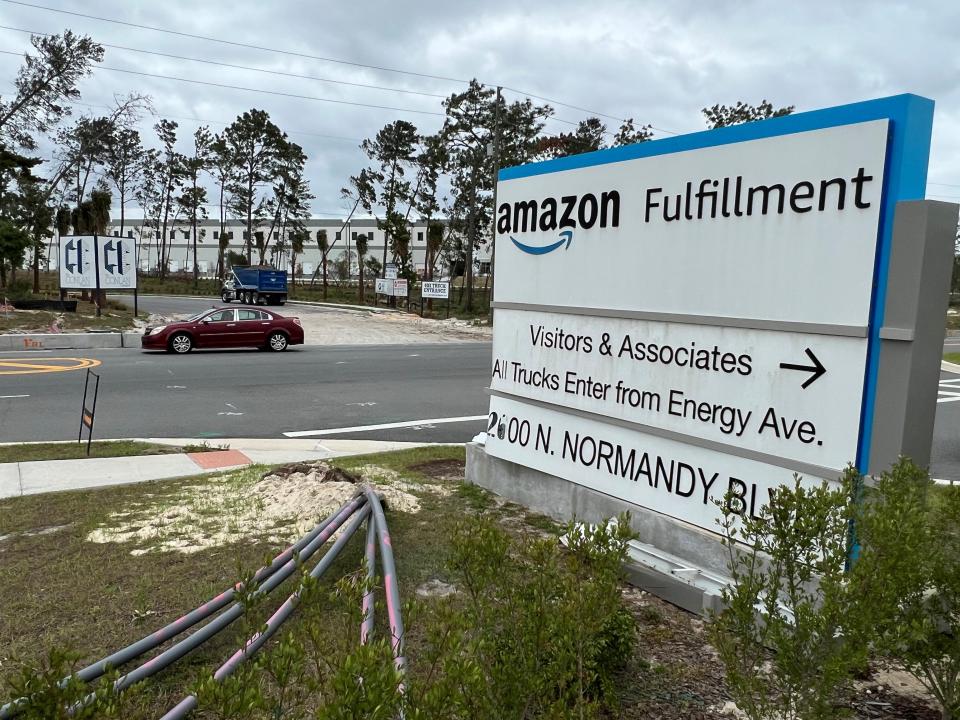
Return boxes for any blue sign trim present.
[499,94,934,474]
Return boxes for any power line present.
[0,0,663,134]
[0,49,446,116]
[3,46,592,134]
[502,86,680,136]
[0,24,449,100]
[1,0,472,83]
[69,99,365,144]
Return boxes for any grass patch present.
[945,352,960,365]
[0,445,741,719]
[0,441,222,464]
[0,446,489,716]
[0,298,138,333]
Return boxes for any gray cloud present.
[1,0,958,210]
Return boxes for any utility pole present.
[488,86,502,325]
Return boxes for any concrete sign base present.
[465,441,730,614]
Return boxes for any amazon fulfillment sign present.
[481,94,956,536]
[58,235,137,290]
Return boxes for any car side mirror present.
[201,318,211,324]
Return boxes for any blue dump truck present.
[221,267,288,305]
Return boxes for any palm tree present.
[354,232,369,302]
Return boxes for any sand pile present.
[86,461,424,555]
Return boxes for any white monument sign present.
[484,95,940,534]
[375,278,394,295]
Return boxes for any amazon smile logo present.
[511,230,573,255]
[497,190,620,256]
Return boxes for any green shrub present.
[4,514,639,719]
[852,458,960,720]
[3,279,33,300]
[708,474,866,720]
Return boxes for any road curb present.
[942,360,960,374]
[0,332,143,351]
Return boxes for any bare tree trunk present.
[322,253,328,300]
[32,241,41,293]
[465,187,476,312]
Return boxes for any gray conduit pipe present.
[159,504,372,720]
[67,495,368,715]
[0,492,364,720]
[361,516,377,644]
[364,487,407,684]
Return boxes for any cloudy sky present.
[1,0,959,216]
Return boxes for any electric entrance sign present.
[58,235,96,289]
[58,235,138,290]
[96,236,136,289]
[484,95,954,535]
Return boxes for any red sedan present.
[141,307,304,353]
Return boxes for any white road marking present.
[938,396,960,403]
[218,411,244,416]
[225,402,239,410]
[0,394,29,399]
[166,385,186,389]
[335,361,347,365]
[408,354,420,357]
[284,414,487,438]
[347,402,377,407]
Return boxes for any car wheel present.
[169,332,192,354]
[221,291,231,303]
[267,331,288,352]
[244,291,253,305]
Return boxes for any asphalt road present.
[931,334,960,480]
[5,292,960,481]
[0,343,491,444]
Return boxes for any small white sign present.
[421,281,450,299]
[376,278,394,295]
[96,236,137,289]
[58,236,96,288]
[393,279,409,297]
[385,264,398,280]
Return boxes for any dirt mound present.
[87,461,420,554]
[263,462,359,484]
[409,458,465,482]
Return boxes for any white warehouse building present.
[60,217,494,280]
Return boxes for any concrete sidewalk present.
[0,331,142,351]
[0,438,440,499]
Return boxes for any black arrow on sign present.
[780,348,826,389]
[103,240,117,274]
